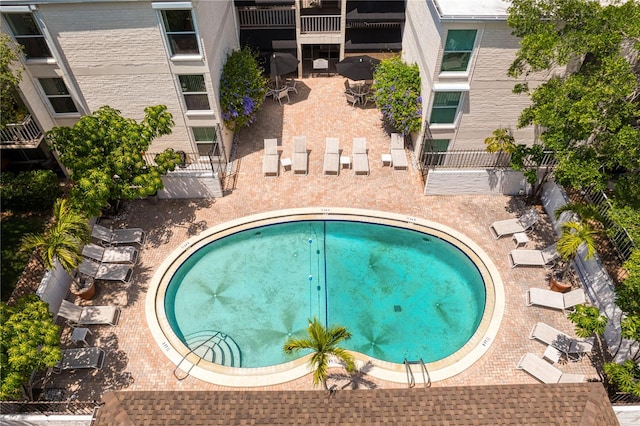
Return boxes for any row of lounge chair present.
[263,134,408,177]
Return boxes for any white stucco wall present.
[424,169,527,195]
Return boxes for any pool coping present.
[145,207,505,387]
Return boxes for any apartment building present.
[1,0,540,197]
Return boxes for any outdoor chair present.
[276,88,289,105]
[526,287,586,313]
[353,138,369,175]
[323,137,340,175]
[390,133,408,170]
[91,224,146,247]
[516,353,585,384]
[262,138,279,177]
[285,79,298,94]
[82,243,138,264]
[78,259,134,285]
[58,299,121,326]
[529,322,594,360]
[345,92,360,107]
[508,244,559,269]
[53,347,106,373]
[489,209,540,239]
[292,136,308,175]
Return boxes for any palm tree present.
[555,220,598,281]
[20,198,90,273]
[283,317,356,390]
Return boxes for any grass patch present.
[1,212,48,301]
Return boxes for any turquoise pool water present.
[165,220,486,368]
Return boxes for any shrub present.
[220,47,268,131]
[0,170,61,212]
[371,56,422,135]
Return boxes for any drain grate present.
[394,305,402,312]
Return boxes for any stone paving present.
[44,77,600,401]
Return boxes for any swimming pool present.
[146,208,505,386]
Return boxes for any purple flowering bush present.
[220,47,268,131]
[371,56,422,135]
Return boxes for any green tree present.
[47,105,181,216]
[555,220,598,280]
[0,295,61,400]
[0,33,24,128]
[567,304,608,350]
[20,198,90,273]
[604,360,640,398]
[372,56,422,135]
[507,0,640,206]
[219,47,268,131]
[283,317,356,389]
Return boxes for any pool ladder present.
[173,331,241,381]
[404,358,431,388]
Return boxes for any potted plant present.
[550,220,597,291]
[70,273,95,300]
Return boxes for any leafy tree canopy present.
[0,295,61,400]
[47,105,181,216]
[372,56,422,135]
[0,33,24,129]
[220,46,268,131]
[508,0,640,204]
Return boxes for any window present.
[192,127,219,156]
[3,13,52,59]
[179,75,210,110]
[441,30,477,72]
[430,92,462,124]
[421,139,450,166]
[160,9,200,56]
[39,78,78,113]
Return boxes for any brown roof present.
[92,383,618,425]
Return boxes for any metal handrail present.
[172,332,222,380]
[404,358,431,388]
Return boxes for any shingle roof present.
[92,383,618,425]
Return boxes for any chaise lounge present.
[323,137,340,175]
[53,347,106,373]
[78,259,134,285]
[82,243,138,264]
[489,209,539,239]
[58,300,121,326]
[262,138,279,177]
[353,137,369,175]
[529,322,594,360]
[526,287,586,313]
[390,133,408,170]
[508,244,559,269]
[516,353,585,384]
[91,224,146,247]
[293,136,308,175]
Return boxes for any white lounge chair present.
[58,300,120,326]
[82,243,138,264]
[529,322,594,360]
[489,209,539,239]
[53,347,106,373]
[509,244,559,269]
[323,138,340,175]
[516,353,585,384]
[262,138,279,177]
[526,288,586,313]
[78,259,134,285]
[353,138,369,175]
[390,133,408,170]
[91,224,145,247]
[292,136,308,175]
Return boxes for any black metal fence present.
[420,149,557,169]
[0,401,96,415]
[144,151,225,174]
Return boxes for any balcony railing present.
[0,114,44,146]
[300,15,341,33]
[237,6,295,28]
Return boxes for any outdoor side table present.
[340,156,351,169]
[543,345,562,364]
[381,153,392,167]
[280,157,292,171]
[71,327,91,346]
[512,232,529,248]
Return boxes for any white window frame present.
[154,3,202,61]
[38,77,79,116]
[178,74,211,112]
[2,10,54,62]
[191,126,220,158]
[439,29,478,76]
[428,83,470,129]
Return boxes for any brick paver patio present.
[42,77,600,401]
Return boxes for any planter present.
[70,276,96,300]
[549,275,571,293]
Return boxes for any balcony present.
[300,15,341,33]
[237,6,296,28]
[0,115,45,149]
